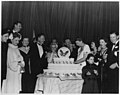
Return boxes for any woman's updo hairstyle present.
[12,32,21,39]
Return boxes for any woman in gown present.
[6,33,25,93]
[19,37,32,93]
[96,38,108,93]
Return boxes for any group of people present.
[1,21,119,93]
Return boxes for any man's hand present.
[98,46,101,52]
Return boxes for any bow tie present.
[113,43,116,45]
[37,43,42,46]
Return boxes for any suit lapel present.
[35,43,41,59]
[36,43,45,59]
[112,41,119,52]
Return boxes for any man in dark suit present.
[106,31,119,93]
[30,33,48,93]
[1,28,9,89]
[8,21,22,44]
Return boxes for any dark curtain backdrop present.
[2,1,119,45]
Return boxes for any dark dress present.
[82,64,99,93]
[96,48,108,93]
[19,49,32,93]
[1,42,8,88]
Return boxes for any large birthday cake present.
[43,47,82,78]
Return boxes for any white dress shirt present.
[37,43,44,58]
[112,40,119,51]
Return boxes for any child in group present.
[82,53,99,93]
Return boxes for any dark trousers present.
[20,73,35,93]
[106,69,119,93]
[30,74,38,93]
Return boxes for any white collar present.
[9,43,18,49]
[13,30,16,33]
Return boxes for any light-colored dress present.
[77,44,91,69]
[5,44,24,93]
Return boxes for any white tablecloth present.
[34,76,84,94]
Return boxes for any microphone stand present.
[100,63,103,93]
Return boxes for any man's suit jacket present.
[1,42,8,80]
[107,41,119,70]
[105,41,119,93]
[30,42,48,76]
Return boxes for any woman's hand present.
[93,70,98,75]
[47,53,54,63]
[18,61,24,67]
[103,54,108,60]
[98,46,101,52]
